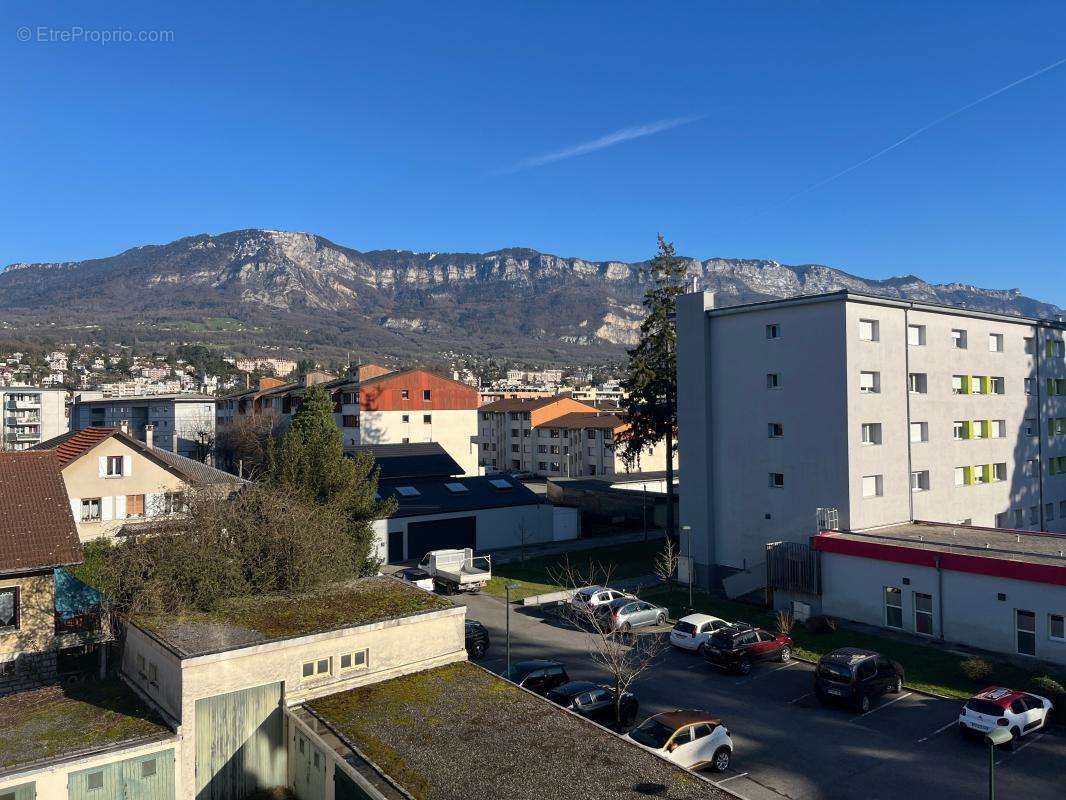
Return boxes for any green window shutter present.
[1048,339,1055,357]
[982,420,991,438]
[963,420,972,439]
[1049,378,1056,395]
[963,466,974,485]
[982,464,992,483]
[962,375,972,394]
[1051,419,1057,438]
[982,376,992,394]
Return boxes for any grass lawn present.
[643,585,1066,702]
[484,540,664,601]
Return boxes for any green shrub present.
[1031,675,1066,704]
[959,656,993,682]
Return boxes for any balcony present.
[6,398,41,410]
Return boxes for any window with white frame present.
[0,587,18,631]
[80,498,102,522]
[860,423,882,445]
[953,467,966,487]
[859,371,880,394]
[914,593,934,636]
[1016,610,1036,656]
[989,333,1004,352]
[992,419,1006,438]
[993,462,1007,482]
[858,319,879,342]
[339,649,368,671]
[766,373,780,389]
[884,587,903,629]
[302,657,332,679]
[910,471,930,492]
[951,329,968,349]
[1050,614,1065,642]
[861,474,883,498]
[1024,336,1036,355]
[909,422,928,443]
[953,421,966,441]
[768,472,784,488]
[908,373,927,394]
[765,323,781,340]
[106,455,124,477]
[990,376,1005,394]
[907,324,926,346]
[767,422,783,438]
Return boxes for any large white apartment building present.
[0,387,68,450]
[678,290,1066,589]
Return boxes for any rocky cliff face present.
[1,229,1060,361]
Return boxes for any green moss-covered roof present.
[0,680,171,775]
[308,662,731,800]
[135,576,455,657]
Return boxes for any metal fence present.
[765,541,820,596]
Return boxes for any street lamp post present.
[505,581,519,675]
[984,728,1011,800]
[642,484,648,541]
[681,524,693,611]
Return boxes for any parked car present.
[546,680,639,727]
[958,687,1053,747]
[670,614,731,654]
[813,648,904,713]
[504,659,570,696]
[464,619,490,660]
[570,586,633,616]
[594,598,669,632]
[702,623,792,675]
[624,709,733,772]
[397,567,435,592]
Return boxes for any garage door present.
[69,750,174,800]
[194,682,285,800]
[406,516,476,561]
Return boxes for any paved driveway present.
[457,592,1064,800]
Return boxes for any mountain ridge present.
[1,229,1061,364]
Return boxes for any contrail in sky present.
[496,114,705,175]
[778,55,1066,206]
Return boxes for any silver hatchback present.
[596,598,669,632]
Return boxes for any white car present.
[670,614,732,654]
[625,709,734,772]
[569,585,633,615]
[959,687,1053,747]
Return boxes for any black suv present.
[814,648,905,713]
[546,681,639,728]
[504,659,570,696]
[464,619,490,659]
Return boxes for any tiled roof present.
[143,446,246,486]
[477,394,572,413]
[541,411,624,430]
[32,427,118,467]
[0,452,82,574]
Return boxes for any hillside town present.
[4,5,1065,800]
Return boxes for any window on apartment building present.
[1028,506,1039,525]
[400,389,409,400]
[996,512,1010,528]
[910,471,930,492]
[550,461,561,471]
[422,390,432,401]
[163,492,186,514]
[859,371,880,394]
[1016,610,1037,656]
[907,324,926,346]
[860,423,882,445]
[1046,503,1055,522]
[953,421,967,441]
[1024,419,1037,436]
[340,650,368,671]
[523,429,530,438]
[768,422,784,438]
[126,494,145,518]
[971,420,987,440]
[768,472,784,488]
[766,323,781,339]
[884,587,903,629]
[80,498,102,522]
[588,447,595,457]
[909,422,928,443]
[951,329,968,349]
[302,657,333,679]
[994,463,1007,482]
[342,415,358,427]
[908,373,927,394]
[402,437,410,444]
[550,429,560,439]
[537,445,547,454]
[914,593,934,636]
[952,375,966,395]
[1061,501,1066,518]
[86,772,105,791]
[0,587,18,631]
[989,333,1004,352]
[510,428,520,438]
[861,475,883,498]
[766,373,781,389]
[587,429,597,439]
[992,419,1006,438]
[1050,614,1065,642]
[1023,336,1036,355]
[549,445,560,455]
[954,467,967,487]
[1024,377,1035,395]
[990,377,1005,394]
[858,319,879,342]
[538,461,548,471]
[105,455,124,477]
[1049,339,1066,357]
[423,414,432,424]
[511,444,519,453]
[1012,508,1025,527]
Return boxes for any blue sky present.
[2,1,1064,306]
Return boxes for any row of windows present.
[301,649,368,681]
[996,502,1066,528]
[79,492,185,522]
[856,318,1066,359]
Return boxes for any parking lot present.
[458,592,1064,800]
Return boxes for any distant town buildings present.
[234,357,298,376]
[0,387,68,451]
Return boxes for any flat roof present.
[75,393,215,403]
[823,520,1066,568]
[0,680,172,777]
[699,289,1066,328]
[307,661,729,800]
[382,473,543,518]
[133,576,454,658]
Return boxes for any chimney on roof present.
[118,420,130,435]
[144,424,154,449]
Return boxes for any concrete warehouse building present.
[677,289,1066,590]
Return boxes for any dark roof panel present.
[346,442,462,479]
[381,473,542,518]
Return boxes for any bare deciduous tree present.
[214,409,280,478]
[653,536,678,590]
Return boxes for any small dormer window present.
[395,486,420,497]
[444,482,468,493]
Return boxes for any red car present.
[702,623,793,675]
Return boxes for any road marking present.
[917,719,959,743]
[856,692,912,718]
[790,692,813,704]
[715,772,749,784]
[741,661,800,683]
[996,731,1046,766]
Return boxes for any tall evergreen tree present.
[266,385,395,573]
[617,234,687,543]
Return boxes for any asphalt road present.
[456,591,1065,800]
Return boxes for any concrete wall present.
[0,736,182,800]
[73,400,215,458]
[820,551,1066,666]
[375,503,555,560]
[61,438,191,541]
[1,389,68,451]
[341,409,479,476]
[0,571,59,695]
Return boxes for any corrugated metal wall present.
[194,682,285,800]
[0,782,36,800]
[290,730,327,800]
[68,750,174,800]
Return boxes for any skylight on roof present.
[489,478,512,490]
[395,486,421,497]
[444,482,469,494]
